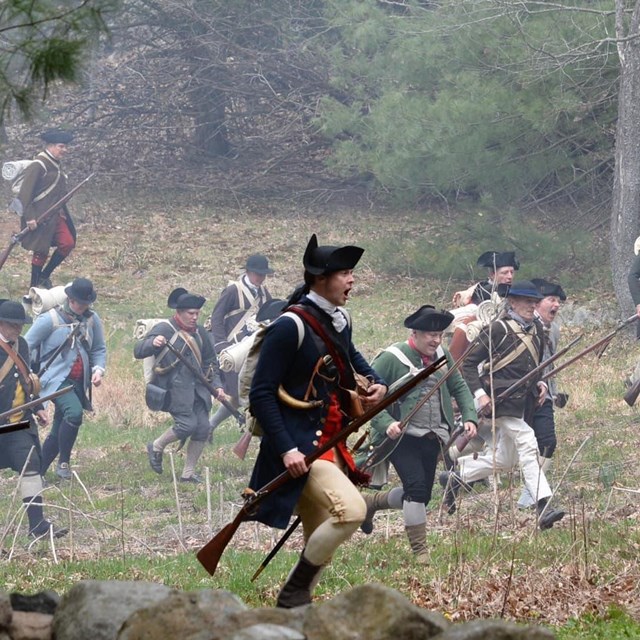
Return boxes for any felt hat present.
[303,234,364,276]
[404,305,454,332]
[531,278,567,301]
[0,300,31,325]
[41,129,74,144]
[256,298,286,323]
[65,278,97,304]
[506,280,544,300]
[476,251,520,270]
[167,287,206,310]
[245,254,274,275]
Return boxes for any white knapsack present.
[2,159,48,195]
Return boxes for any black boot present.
[537,497,565,530]
[29,264,43,288]
[439,470,468,515]
[276,555,322,608]
[40,249,67,285]
[24,497,68,539]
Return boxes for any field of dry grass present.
[0,192,638,634]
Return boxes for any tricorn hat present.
[303,234,364,276]
[245,254,274,275]
[256,298,286,323]
[41,129,74,144]
[65,278,97,305]
[476,251,520,270]
[531,278,567,301]
[0,300,31,325]
[167,287,206,310]
[506,280,543,300]
[404,305,454,332]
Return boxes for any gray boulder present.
[303,583,450,640]
[231,624,305,640]
[117,589,246,640]
[53,580,172,640]
[437,619,555,639]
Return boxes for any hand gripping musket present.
[359,342,478,473]
[196,355,447,576]
[164,341,245,427]
[0,385,74,424]
[0,173,95,272]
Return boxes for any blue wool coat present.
[247,298,385,529]
[25,307,106,409]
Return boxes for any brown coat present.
[18,150,75,253]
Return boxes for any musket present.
[38,321,83,376]
[360,341,478,473]
[0,172,95,272]
[0,385,74,423]
[196,355,447,576]
[487,333,584,412]
[544,315,638,382]
[164,341,245,427]
[0,420,30,434]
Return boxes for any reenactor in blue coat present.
[247,234,387,608]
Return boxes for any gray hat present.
[507,281,544,300]
[0,300,32,324]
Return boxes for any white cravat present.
[307,291,347,332]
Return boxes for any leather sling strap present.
[0,340,32,393]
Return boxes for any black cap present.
[0,300,31,325]
[404,305,454,332]
[507,281,543,300]
[476,251,520,270]
[167,287,205,310]
[65,278,97,304]
[41,129,73,144]
[531,278,567,301]
[245,254,274,275]
[303,234,364,276]
[256,299,286,323]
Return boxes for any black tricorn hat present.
[0,300,32,324]
[65,278,97,304]
[245,254,274,275]
[507,280,543,300]
[41,128,74,144]
[531,278,567,301]
[256,298,286,323]
[477,251,520,270]
[167,287,206,310]
[303,234,364,276]
[404,305,454,332]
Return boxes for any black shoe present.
[146,442,163,474]
[29,521,68,540]
[179,474,202,484]
[538,507,565,530]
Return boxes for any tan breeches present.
[296,458,366,566]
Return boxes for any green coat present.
[368,341,477,448]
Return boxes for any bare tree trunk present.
[611,0,640,314]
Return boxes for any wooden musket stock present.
[196,355,447,576]
[0,173,95,272]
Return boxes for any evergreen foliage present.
[316,0,619,205]
[0,0,112,122]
